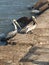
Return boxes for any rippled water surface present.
[0,0,38,34]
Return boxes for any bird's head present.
[31,16,37,24]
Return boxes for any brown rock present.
[33,0,49,9]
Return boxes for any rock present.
[32,0,49,14]
[33,0,49,9]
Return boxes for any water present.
[0,0,38,45]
